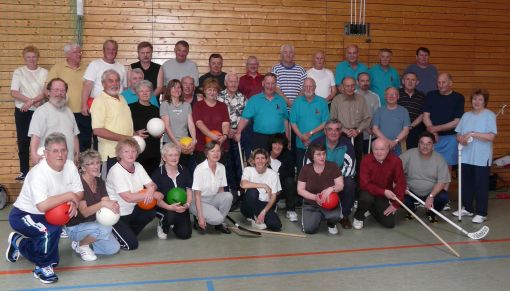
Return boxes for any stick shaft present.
[394,197,460,257]
[406,190,468,235]
[248,228,307,238]
[458,147,462,221]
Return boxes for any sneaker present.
[6,232,22,262]
[452,208,474,217]
[339,217,352,229]
[353,200,358,209]
[74,244,97,261]
[286,210,298,222]
[251,218,267,230]
[33,265,58,284]
[443,202,451,211]
[277,199,286,209]
[327,225,339,235]
[405,213,414,221]
[15,173,26,182]
[352,218,364,230]
[60,228,69,239]
[426,211,438,224]
[157,223,167,240]
[364,211,371,218]
[472,215,487,224]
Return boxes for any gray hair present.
[135,80,153,93]
[79,149,101,169]
[63,43,81,54]
[304,77,316,88]
[245,56,258,65]
[280,44,295,54]
[161,142,181,157]
[101,69,120,83]
[44,132,67,149]
[224,71,239,85]
[130,68,144,77]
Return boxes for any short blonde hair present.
[115,138,141,161]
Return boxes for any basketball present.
[137,188,157,210]
[45,203,71,226]
[37,146,45,157]
[319,192,340,210]
[96,207,120,226]
[133,135,146,153]
[205,129,221,144]
[146,118,165,137]
[166,187,187,205]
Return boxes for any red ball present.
[205,130,221,144]
[45,203,71,226]
[319,192,340,210]
[137,188,157,210]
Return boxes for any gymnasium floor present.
[1,197,509,291]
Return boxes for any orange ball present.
[319,192,340,210]
[45,203,71,226]
[136,188,157,210]
[205,130,221,144]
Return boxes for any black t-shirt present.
[131,61,161,92]
[151,164,192,206]
[129,102,161,161]
[199,72,227,90]
[67,177,108,226]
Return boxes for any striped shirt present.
[397,88,425,123]
[271,63,307,104]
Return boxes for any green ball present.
[166,187,187,205]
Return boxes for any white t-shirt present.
[11,66,48,110]
[307,67,335,100]
[270,157,282,173]
[192,160,227,197]
[106,162,152,216]
[83,59,127,98]
[28,102,80,160]
[13,159,83,214]
[241,167,281,202]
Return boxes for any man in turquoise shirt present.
[335,44,369,87]
[369,48,400,106]
[235,73,289,151]
[290,78,329,174]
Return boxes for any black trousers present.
[354,191,396,228]
[156,208,192,239]
[74,113,92,152]
[240,189,281,231]
[14,108,33,175]
[112,206,156,250]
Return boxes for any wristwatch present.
[428,194,434,198]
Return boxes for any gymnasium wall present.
[1,0,509,200]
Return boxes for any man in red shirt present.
[239,56,263,99]
[352,138,406,229]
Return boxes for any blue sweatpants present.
[9,207,62,267]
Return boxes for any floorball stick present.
[406,190,489,240]
[394,196,460,257]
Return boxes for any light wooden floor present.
[1,197,510,291]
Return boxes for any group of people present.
[7,40,497,284]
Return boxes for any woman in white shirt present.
[240,148,282,231]
[191,141,232,234]
[11,45,48,181]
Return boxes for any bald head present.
[372,138,390,162]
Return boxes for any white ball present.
[146,118,165,137]
[96,207,120,226]
[37,146,45,158]
[133,136,146,153]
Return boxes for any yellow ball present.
[180,136,193,147]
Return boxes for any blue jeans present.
[65,221,120,255]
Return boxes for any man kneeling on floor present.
[400,132,450,223]
[6,132,83,284]
[352,139,406,229]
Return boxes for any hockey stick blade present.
[467,225,490,240]
[226,215,262,236]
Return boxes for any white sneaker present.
[286,210,298,222]
[452,208,474,217]
[251,219,267,230]
[443,202,451,211]
[60,229,68,239]
[364,211,371,218]
[328,225,338,235]
[157,224,167,240]
[472,215,487,224]
[74,244,97,261]
[352,218,364,230]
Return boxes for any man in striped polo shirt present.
[271,44,307,107]
[398,72,426,149]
